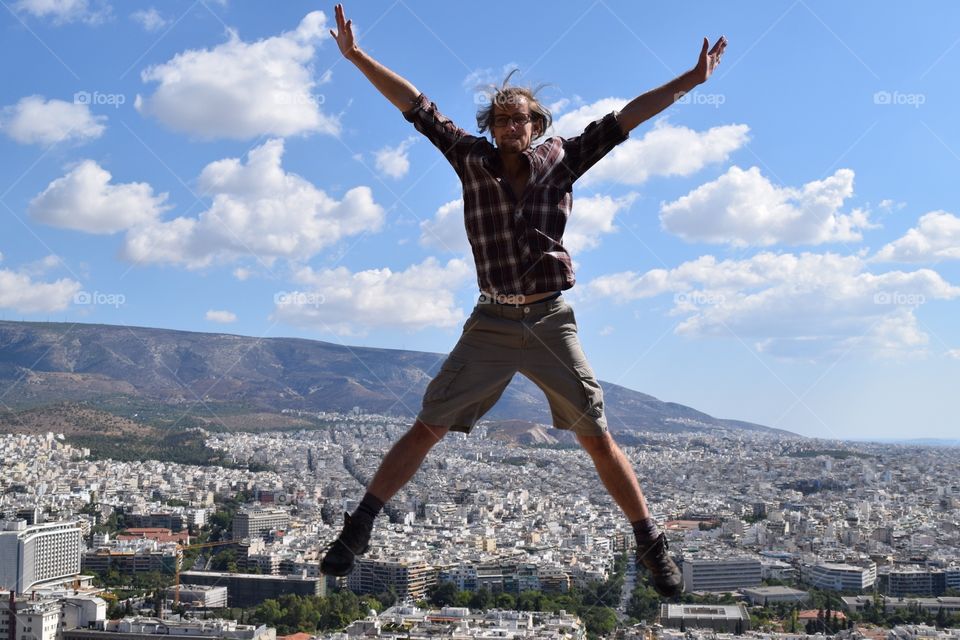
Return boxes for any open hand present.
[693,36,727,84]
[329,3,358,60]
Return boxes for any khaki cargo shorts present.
[416,294,607,436]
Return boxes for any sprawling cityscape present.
[2,412,958,640]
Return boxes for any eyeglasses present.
[493,114,532,128]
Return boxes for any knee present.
[577,431,616,457]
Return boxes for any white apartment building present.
[680,557,762,592]
[660,603,751,633]
[761,559,796,582]
[801,561,877,591]
[60,595,108,630]
[347,555,433,600]
[0,594,61,640]
[63,617,275,640]
[439,564,478,591]
[231,510,289,541]
[0,520,82,593]
[165,585,228,609]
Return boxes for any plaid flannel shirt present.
[403,93,628,296]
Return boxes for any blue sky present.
[1,1,959,441]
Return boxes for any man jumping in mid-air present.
[321,3,726,598]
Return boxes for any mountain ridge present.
[0,320,798,438]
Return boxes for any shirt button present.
[523,307,530,314]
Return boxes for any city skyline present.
[2,418,959,637]
[1,2,959,440]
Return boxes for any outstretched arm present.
[330,3,420,112]
[617,36,727,135]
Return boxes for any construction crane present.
[172,539,239,605]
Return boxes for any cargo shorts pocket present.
[423,358,466,403]
[573,362,604,419]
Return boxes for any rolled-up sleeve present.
[402,93,478,175]
[560,111,629,183]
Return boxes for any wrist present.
[345,46,363,63]
[684,68,703,88]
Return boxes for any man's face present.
[492,95,539,154]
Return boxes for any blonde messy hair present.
[475,69,553,141]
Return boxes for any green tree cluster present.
[248,592,382,634]
[426,570,625,639]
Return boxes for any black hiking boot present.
[320,512,372,576]
[635,532,684,598]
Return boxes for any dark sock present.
[353,492,385,521]
[632,517,660,544]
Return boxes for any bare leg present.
[577,431,650,521]
[321,420,449,576]
[366,420,449,502]
[578,432,683,596]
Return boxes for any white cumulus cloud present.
[419,199,470,255]
[548,98,749,186]
[131,7,169,31]
[547,98,571,116]
[660,166,876,247]
[0,266,82,313]
[581,251,960,360]
[873,211,960,263]
[462,63,522,92]
[13,0,109,24]
[0,96,106,145]
[19,254,65,278]
[121,139,385,268]
[29,160,169,233]
[273,257,473,335]
[878,199,906,213]
[548,98,627,138]
[205,309,237,323]
[136,12,338,139]
[565,193,637,254]
[374,137,417,179]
